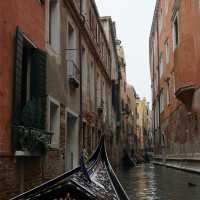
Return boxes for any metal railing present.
[67,60,80,82]
[13,125,52,155]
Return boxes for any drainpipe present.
[79,0,83,153]
[79,0,86,153]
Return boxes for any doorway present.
[66,112,79,171]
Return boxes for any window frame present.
[159,52,164,78]
[160,89,165,113]
[47,0,60,53]
[165,39,170,64]
[47,96,60,149]
[172,11,179,51]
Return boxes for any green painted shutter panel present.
[13,26,24,124]
[31,48,47,129]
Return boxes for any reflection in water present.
[116,164,200,200]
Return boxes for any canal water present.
[116,164,200,200]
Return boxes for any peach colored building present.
[136,98,149,153]
[149,0,200,160]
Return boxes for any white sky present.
[95,0,156,103]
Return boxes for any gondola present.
[10,135,129,200]
[122,150,136,167]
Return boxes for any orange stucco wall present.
[0,0,45,155]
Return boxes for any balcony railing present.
[97,99,104,114]
[67,60,80,88]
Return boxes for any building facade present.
[100,17,122,166]
[136,98,150,154]
[127,85,138,156]
[0,0,50,199]
[0,0,138,199]
[149,0,200,159]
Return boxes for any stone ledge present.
[153,161,200,175]
[153,155,200,162]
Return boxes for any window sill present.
[46,43,61,58]
[49,144,60,151]
[15,150,41,157]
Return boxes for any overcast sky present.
[95,0,156,103]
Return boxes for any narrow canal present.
[116,164,200,200]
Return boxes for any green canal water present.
[116,164,200,200]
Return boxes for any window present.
[159,9,163,34]
[159,53,164,77]
[124,81,126,92]
[151,47,154,70]
[102,43,104,58]
[154,73,158,93]
[49,0,60,52]
[96,73,101,107]
[155,101,160,128]
[172,11,179,50]
[81,47,87,95]
[21,41,32,107]
[89,9,93,29]
[164,0,168,15]
[67,24,76,62]
[48,97,60,148]
[160,89,164,113]
[96,25,99,44]
[90,61,95,111]
[165,40,170,64]
[166,81,170,105]
[14,27,47,127]
[80,0,87,16]
[172,72,176,96]
[154,34,157,56]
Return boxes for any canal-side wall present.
[153,156,200,174]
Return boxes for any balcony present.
[97,99,104,114]
[175,86,196,110]
[174,35,197,109]
[12,98,52,156]
[13,125,52,156]
[67,60,80,88]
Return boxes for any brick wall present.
[162,104,200,157]
[0,104,66,200]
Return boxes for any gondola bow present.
[10,135,129,200]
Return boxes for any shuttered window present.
[13,27,24,124]
[13,27,47,129]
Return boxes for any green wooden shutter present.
[31,48,47,129]
[13,27,24,124]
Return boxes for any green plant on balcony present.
[13,98,51,155]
